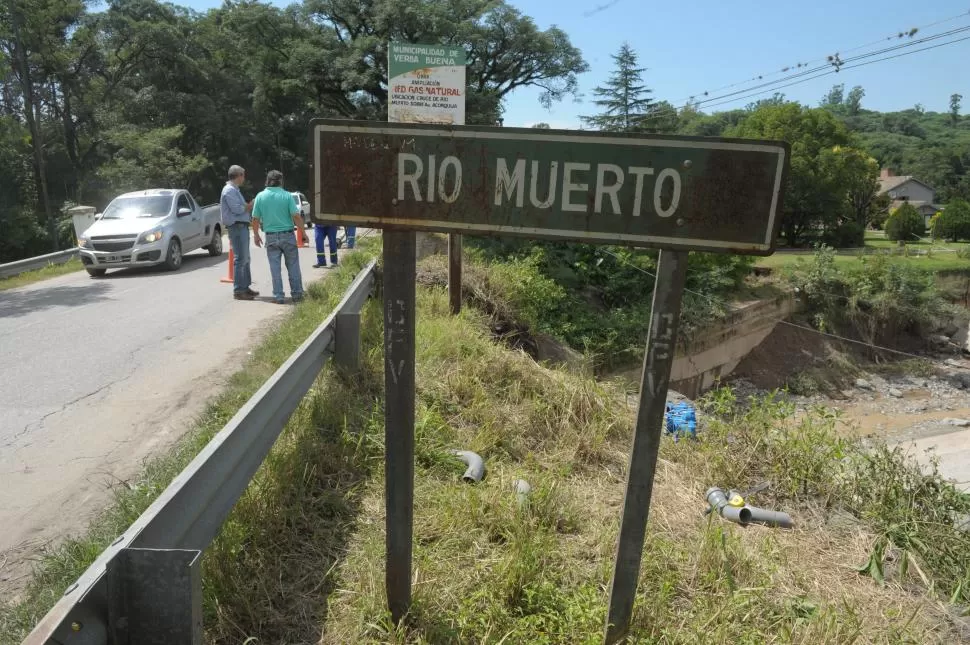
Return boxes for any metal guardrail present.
[0,249,79,280]
[23,259,377,645]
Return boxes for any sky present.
[179,0,970,128]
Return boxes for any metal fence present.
[0,249,79,280]
[22,259,377,645]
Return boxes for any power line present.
[626,21,970,128]
[670,9,970,106]
[629,31,970,128]
[697,32,970,112]
[691,24,970,110]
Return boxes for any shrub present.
[791,245,951,344]
[884,202,925,242]
[931,200,970,242]
[823,221,865,247]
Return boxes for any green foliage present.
[885,202,925,242]
[790,244,951,345]
[97,125,209,191]
[931,199,970,242]
[845,85,864,116]
[820,83,844,107]
[845,107,970,204]
[728,103,857,246]
[0,0,588,261]
[579,42,651,132]
[467,239,750,369]
[949,93,962,126]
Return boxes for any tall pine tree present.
[581,43,652,132]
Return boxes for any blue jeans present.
[345,226,357,249]
[315,224,338,265]
[265,231,304,300]
[227,222,251,293]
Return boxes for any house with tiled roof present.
[877,169,944,227]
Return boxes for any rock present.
[930,334,951,348]
[855,378,873,390]
[942,418,970,427]
[947,372,970,390]
[888,388,903,398]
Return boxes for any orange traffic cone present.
[221,248,235,283]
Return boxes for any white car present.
[77,189,222,277]
[291,192,312,228]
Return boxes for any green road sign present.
[309,119,790,254]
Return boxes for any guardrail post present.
[107,548,202,645]
[335,311,361,370]
[448,233,462,315]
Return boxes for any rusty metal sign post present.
[308,118,788,641]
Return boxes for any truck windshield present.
[102,196,172,219]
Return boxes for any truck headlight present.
[139,229,164,244]
[78,238,89,248]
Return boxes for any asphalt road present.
[0,231,336,591]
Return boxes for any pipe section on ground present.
[513,479,531,508]
[705,487,793,529]
[453,450,485,482]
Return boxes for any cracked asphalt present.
[0,235,324,592]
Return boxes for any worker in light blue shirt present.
[220,165,258,300]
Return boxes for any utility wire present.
[690,24,970,109]
[627,23,970,127]
[696,32,970,112]
[669,9,970,105]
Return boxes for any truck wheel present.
[164,238,183,271]
[86,268,106,278]
[207,228,223,256]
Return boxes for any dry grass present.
[8,243,967,644]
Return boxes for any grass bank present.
[0,247,377,643]
[6,244,968,643]
[312,253,969,643]
[0,258,81,291]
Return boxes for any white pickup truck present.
[77,189,223,277]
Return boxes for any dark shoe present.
[273,298,286,305]
[246,288,260,296]
[292,295,305,304]
[313,263,326,268]
[234,292,255,301]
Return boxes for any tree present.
[932,200,970,241]
[97,125,209,191]
[580,43,651,132]
[728,102,852,245]
[827,145,881,245]
[303,0,587,126]
[531,122,551,129]
[821,83,844,107]
[745,92,786,112]
[885,203,925,242]
[951,93,963,126]
[846,86,864,115]
[0,0,85,251]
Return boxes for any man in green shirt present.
[252,170,308,304]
